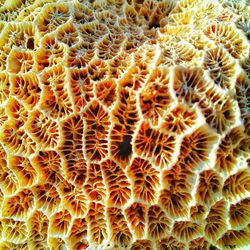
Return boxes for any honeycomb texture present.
[0,0,250,249]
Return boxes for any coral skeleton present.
[0,0,249,249]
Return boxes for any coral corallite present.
[0,0,250,249]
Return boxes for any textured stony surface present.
[0,0,250,249]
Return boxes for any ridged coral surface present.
[0,0,250,249]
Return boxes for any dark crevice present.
[118,135,132,158]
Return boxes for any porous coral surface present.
[0,0,250,249]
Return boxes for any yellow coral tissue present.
[0,0,250,249]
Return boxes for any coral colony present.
[0,0,249,249]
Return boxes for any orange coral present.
[0,0,249,249]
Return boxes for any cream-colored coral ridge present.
[0,0,250,249]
